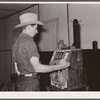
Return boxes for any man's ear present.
[27,25,31,28]
[26,25,32,31]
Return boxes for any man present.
[12,13,70,91]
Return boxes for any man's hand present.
[59,59,70,68]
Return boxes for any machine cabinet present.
[47,49,88,91]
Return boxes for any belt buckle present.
[19,73,25,77]
[25,73,32,77]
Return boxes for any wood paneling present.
[5,51,12,82]
[0,20,4,50]
[4,14,19,82]
[4,14,19,50]
[0,52,6,82]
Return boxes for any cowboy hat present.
[15,13,44,28]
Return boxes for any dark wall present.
[82,49,100,91]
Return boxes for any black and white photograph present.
[0,1,100,98]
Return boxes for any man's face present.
[30,24,38,37]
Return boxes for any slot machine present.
[47,49,88,91]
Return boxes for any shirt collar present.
[19,33,31,38]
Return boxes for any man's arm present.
[14,62,20,75]
[30,56,70,73]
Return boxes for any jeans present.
[16,75,40,91]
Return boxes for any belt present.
[18,73,38,78]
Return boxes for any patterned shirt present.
[12,33,40,74]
